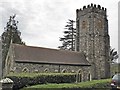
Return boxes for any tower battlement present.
[76,4,110,79]
[76,3,107,17]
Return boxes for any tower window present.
[82,21,87,29]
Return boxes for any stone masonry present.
[13,62,91,81]
[76,4,110,79]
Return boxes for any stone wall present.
[10,62,91,81]
[76,4,110,79]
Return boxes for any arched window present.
[61,69,67,73]
[82,20,87,29]
[88,73,91,81]
[10,67,16,73]
[77,69,81,73]
[76,69,82,82]
[44,68,49,73]
[22,67,29,72]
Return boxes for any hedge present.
[6,73,76,90]
[22,79,111,90]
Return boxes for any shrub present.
[21,79,111,90]
[6,73,76,90]
[22,79,111,90]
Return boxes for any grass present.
[21,79,111,89]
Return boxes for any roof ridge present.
[13,44,90,66]
[13,44,82,54]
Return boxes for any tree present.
[58,19,76,51]
[2,14,25,68]
[110,48,119,63]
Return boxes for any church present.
[4,4,110,81]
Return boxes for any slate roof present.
[13,44,90,66]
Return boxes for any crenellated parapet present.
[76,3,110,79]
[76,3,107,17]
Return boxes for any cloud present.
[0,0,119,50]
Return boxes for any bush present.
[6,73,76,90]
[22,79,111,90]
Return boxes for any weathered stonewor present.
[0,78,13,90]
[76,3,110,79]
[76,3,107,17]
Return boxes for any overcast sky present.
[0,0,119,51]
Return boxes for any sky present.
[0,0,119,52]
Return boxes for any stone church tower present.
[76,4,110,79]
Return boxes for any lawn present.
[21,79,111,89]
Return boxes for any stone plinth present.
[0,78,13,90]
